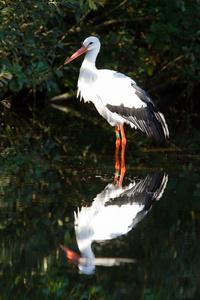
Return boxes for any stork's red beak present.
[64,45,88,65]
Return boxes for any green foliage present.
[0,0,104,97]
[1,0,199,110]
[0,65,12,89]
[142,0,200,90]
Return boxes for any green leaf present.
[145,33,155,44]
[54,70,63,77]
[17,77,23,88]
[150,23,160,32]
[88,0,97,10]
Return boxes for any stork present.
[64,36,169,160]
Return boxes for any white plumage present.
[65,36,169,146]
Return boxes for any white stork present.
[64,36,169,156]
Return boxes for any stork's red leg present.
[114,124,126,186]
[114,125,121,184]
[120,124,126,157]
[115,125,121,157]
[118,124,126,186]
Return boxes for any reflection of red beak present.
[64,45,88,65]
[60,244,81,264]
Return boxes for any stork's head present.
[64,36,101,65]
[83,36,100,51]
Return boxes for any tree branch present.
[48,92,76,102]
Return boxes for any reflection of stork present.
[61,170,168,274]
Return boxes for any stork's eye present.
[88,42,93,46]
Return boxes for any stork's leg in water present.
[114,124,126,186]
[115,125,121,165]
[118,124,126,186]
[120,124,126,158]
[114,125,121,185]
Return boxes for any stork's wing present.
[104,170,168,230]
[105,170,168,209]
[98,71,169,143]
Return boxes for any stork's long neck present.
[78,46,100,102]
[81,48,99,72]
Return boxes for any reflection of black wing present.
[105,170,168,227]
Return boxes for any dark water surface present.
[0,107,200,299]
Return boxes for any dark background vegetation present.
[0,1,200,299]
[0,0,200,148]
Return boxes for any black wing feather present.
[106,83,169,143]
[105,170,166,208]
